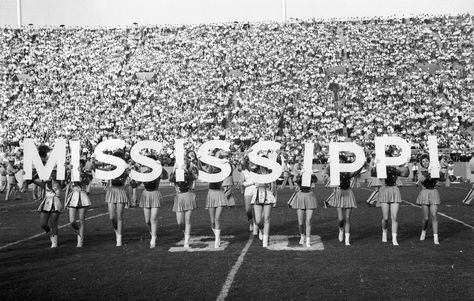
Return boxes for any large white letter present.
[93,139,127,180]
[175,139,185,181]
[329,142,365,186]
[427,136,440,178]
[248,141,282,184]
[374,136,411,178]
[302,143,314,187]
[129,140,163,182]
[24,138,67,180]
[69,140,81,181]
[197,140,231,183]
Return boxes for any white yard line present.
[0,190,201,250]
[216,234,254,301]
[361,187,474,230]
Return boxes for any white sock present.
[76,235,83,248]
[338,229,344,242]
[50,235,58,248]
[252,223,258,235]
[392,233,399,246]
[116,233,122,247]
[150,236,156,248]
[263,234,269,248]
[184,234,190,248]
[433,234,439,245]
[299,234,306,245]
[259,229,263,240]
[306,236,311,247]
[215,229,221,248]
[382,229,388,242]
[345,233,350,246]
[420,230,426,241]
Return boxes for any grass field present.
[0,182,473,301]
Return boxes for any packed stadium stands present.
[0,15,473,160]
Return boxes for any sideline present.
[216,234,254,301]
[361,187,474,230]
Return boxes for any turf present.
[0,183,473,301]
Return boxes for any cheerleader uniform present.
[328,172,357,208]
[206,182,230,209]
[173,180,197,212]
[378,167,402,204]
[37,181,63,213]
[0,166,7,192]
[416,171,442,206]
[105,172,129,204]
[139,178,163,208]
[251,183,277,206]
[65,176,91,209]
[288,179,317,210]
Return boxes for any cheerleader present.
[205,160,233,249]
[287,172,318,247]
[139,156,168,248]
[65,160,93,247]
[326,155,361,246]
[104,150,130,247]
[5,158,20,201]
[374,155,409,246]
[251,161,277,248]
[416,154,445,245]
[35,169,65,248]
[170,159,198,248]
[241,158,257,234]
[279,154,294,189]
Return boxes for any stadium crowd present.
[0,14,473,163]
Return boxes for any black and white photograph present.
[0,0,473,300]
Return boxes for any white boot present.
[258,229,263,240]
[420,230,426,241]
[76,235,83,248]
[184,234,190,248]
[306,236,311,248]
[262,234,269,248]
[252,223,258,235]
[392,233,399,246]
[150,235,157,249]
[214,229,221,248]
[299,234,306,245]
[345,233,351,246]
[249,223,253,232]
[433,234,439,245]
[115,232,122,247]
[382,229,388,242]
[338,229,344,242]
[50,235,58,248]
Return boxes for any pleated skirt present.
[378,186,402,204]
[66,187,91,208]
[328,188,357,208]
[416,188,441,205]
[38,195,63,213]
[251,187,276,205]
[105,186,129,204]
[173,192,197,212]
[367,177,382,187]
[206,189,230,208]
[139,190,162,208]
[288,191,317,210]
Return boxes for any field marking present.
[401,200,474,230]
[169,235,235,252]
[449,186,471,191]
[0,190,197,251]
[0,212,108,250]
[360,187,474,230]
[265,235,324,251]
[216,234,254,301]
